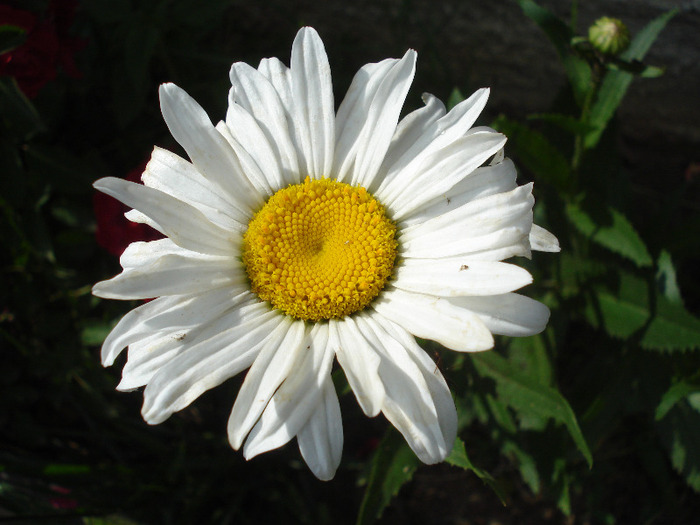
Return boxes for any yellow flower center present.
[242,177,397,321]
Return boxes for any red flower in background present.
[0,0,85,98]
[94,163,162,256]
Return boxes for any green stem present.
[571,63,601,177]
[570,0,579,32]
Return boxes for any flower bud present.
[588,17,631,56]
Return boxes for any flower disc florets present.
[243,177,397,321]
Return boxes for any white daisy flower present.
[93,27,560,481]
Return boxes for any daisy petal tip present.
[298,25,321,40]
[242,438,271,462]
[92,176,119,192]
[226,423,245,451]
[158,82,177,97]
[530,224,561,253]
[306,457,338,481]
[141,408,166,426]
[115,380,138,392]
[91,281,111,299]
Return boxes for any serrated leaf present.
[566,202,652,267]
[356,429,420,525]
[446,438,507,504]
[642,295,700,351]
[492,115,570,190]
[471,352,592,467]
[585,9,677,149]
[515,0,591,106]
[585,272,700,351]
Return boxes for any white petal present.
[449,293,551,337]
[117,292,252,390]
[227,318,306,450]
[257,57,292,108]
[373,93,445,192]
[386,131,507,220]
[376,88,490,200]
[100,286,243,366]
[118,332,185,391]
[93,240,245,300]
[400,184,534,259]
[376,317,457,459]
[330,317,385,417]
[394,259,533,297]
[399,157,518,228]
[117,238,224,269]
[372,288,494,352]
[228,61,301,187]
[124,209,163,233]
[243,324,335,460]
[158,83,263,216]
[297,379,343,481]
[142,147,245,232]
[332,59,397,184]
[290,27,335,178]
[402,226,531,261]
[358,314,456,463]
[141,302,279,424]
[530,224,561,253]
[216,117,276,196]
[333,51,416,188]
[93,177,238,257]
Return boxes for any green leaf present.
[607,58,665,78]
[584,272,700,351]
[656,400,700,492]
[446,438,507,504]
[656,381,700,421]
[566,202,652,267]
[584,9,677,149]
[492,115,570,190]
[471,352,592,467]
[485,393,518,433]
[643,295,700,351]
[501,440,540,493]
[356,429,420,525]
[515,0,591,106]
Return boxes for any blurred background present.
[2,0,700,523]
